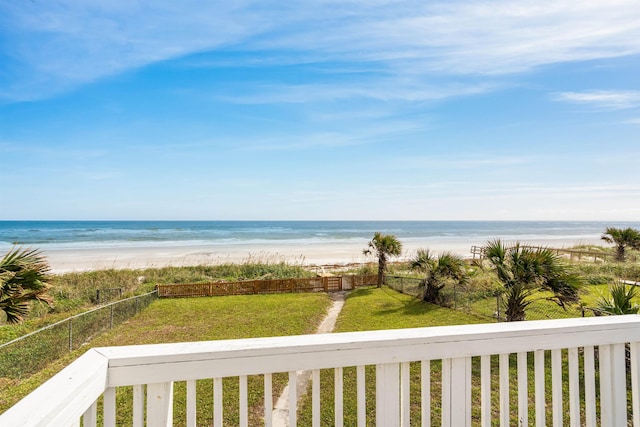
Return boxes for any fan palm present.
[601,227,640,262]
[0,247,53,323]
[363,232,402,287]
[482,240,581,321]
[596,282,640,315]
[410,249,467,304]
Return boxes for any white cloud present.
[554,90,640,110]
[2,0,640,100]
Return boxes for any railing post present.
[599,344,627,426]
[147,382,174,427]
[103,387,116,427]
[442,357,471,426]
[631,342,640,427]
[376,363,400,426]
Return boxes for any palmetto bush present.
[0,247,52,324]
[596,282,640,315]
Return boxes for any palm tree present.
[596,282,640,315]
[0,247,53,324]
[482,240,582,321]
[601,227,640,262]
[410,249,467,304]
[363,232,403,287]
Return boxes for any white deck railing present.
[2,316,640,426]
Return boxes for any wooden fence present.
[470,245,635,262]
[157,274,378,298]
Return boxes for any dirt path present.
[271,291,347,426]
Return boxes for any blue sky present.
[0,0,639,221]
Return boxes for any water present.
[1,220,638,251]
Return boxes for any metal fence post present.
[68,319,73,352]
[110,305,114,329]
[454,283,457,310]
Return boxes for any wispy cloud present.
[239,120,422,151]
[2,0,640,101]
[398,155,531,170]
[553,90,640,110]
[254,0,640,75]
[214,80,497,104]
[0,1,265,100]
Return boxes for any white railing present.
[2,316,640,426]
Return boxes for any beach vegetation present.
[481,240,582,321]
[409,249,468,304]
[601,226,640,262]
[363,232,403,287]
[0,247,53,324]
[595,282,640,315]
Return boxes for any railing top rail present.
[0,349,108,426]
[98,315,640,386]
[0,290,158,350]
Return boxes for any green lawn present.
[335,286,487,331]
[297,286,636,426]
[298,286,488,426]
[0,292,331,426]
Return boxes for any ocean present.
[1,220,638,251]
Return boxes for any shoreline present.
[40,236,607,274]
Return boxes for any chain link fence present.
[384,275,595,322]
[0,290,157,379]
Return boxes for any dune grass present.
[0,292,331,425]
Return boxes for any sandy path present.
[271,291,347,426]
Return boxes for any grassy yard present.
[0,292,331,426]
[298,286,488,426]
[297,286,636,426]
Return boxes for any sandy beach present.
[41,236,606,274]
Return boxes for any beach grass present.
[0,292,331,423]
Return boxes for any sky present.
[0,0,639,221]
